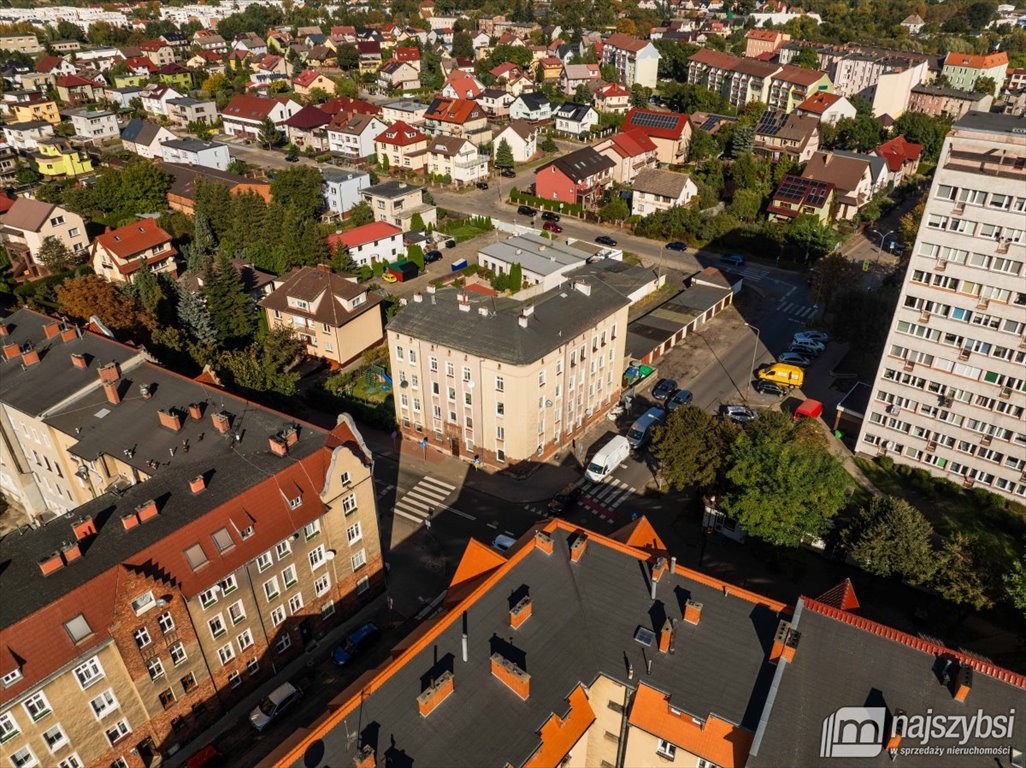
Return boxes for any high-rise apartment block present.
[857,112,1026,501]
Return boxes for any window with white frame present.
[111,757,129,768]
[146,658,164,681]
[351,549,367,571]
[269,605,286,627]
[1,668,22,688]
[0,711,19,743]
[275,540,291,559]
[236,629,254,652]
[256,551,273,571]
[247,658,259,677]
[314,573,331,596]
[208,613,226,639]
[130,591,155,615]
[356,576,370,595]
[304,520,321,539]
[9,746,36,768]
[309,545,325,570]
[656,740,676,759]
[321,602,336,619]
[42,724,68,753]
[342,493,357,514]
[105,719,130,745]
[89,689,119,719]
[169,643,187,666]
[346,521,362,545]
[228,670,241,689]
[73,657,104,689]
[57,754,83,768]
[287,593,303,615]
[228,600,246,625]
[275,633,292,654]
[133,627,151,649]
[22,692,50,722]
[198,588,218,609]
[217,643,235,666]
[157,612,175,633]
[282,564,298,589]
[263,577,280,602]
[219,574,238,595]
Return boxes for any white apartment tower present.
[856,112,1026,501]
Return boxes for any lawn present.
[437,215,493,243]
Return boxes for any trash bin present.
[834,430,844,439]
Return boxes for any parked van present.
[756,363,804,389]
[585,435,631,482]
[626,407,666,450]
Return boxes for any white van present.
[626,407,665,450]
[586,435,631,482]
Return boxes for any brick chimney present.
[3,342,20,360]
[770,619,800,663]
[60,325,78,342]
[886,713,905,752]
[61,540,82,564]
[282,425,299,446]
[650,556,668,583]
[510,596,532,630]
[269,436,288,456]
[953,665,972,702]
[72,516,96,541]
[417,670,454,717]
[20,347,40,366]
[71,352,88,369]
[187,402,204,420]
[158,409,182,432]
[38,551,64,576]
[354,746,375,768]
[43,322,61,339]
[212,411,231,433]
[98,361,120,383]
[103,381,121,405]
[491,654,530,700]
[0,323,7,337]
[658,618,675,653]
[121,512,140,530]
[190,475,206,493]
[684,599,703,625]
[136,500,158,523]
[569,532,587,563]
[534,530,553,555]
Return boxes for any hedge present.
[509,188,584,217]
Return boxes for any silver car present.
[778,352,812,367]
[249,682,302,732]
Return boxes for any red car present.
[543,221,563,233]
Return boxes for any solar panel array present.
[774,175,830,207]
[628,110,681,131]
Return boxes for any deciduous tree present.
[55,274,153,336]
[217,326,302,396]
[270,165,324,218]
[1004,553,1026,616]
[931,532,994,613]
[651,405,734,491]
[37,236,75,274]
[347,201,375,227]
[841,496,937,584]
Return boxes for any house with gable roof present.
[374,120,429,171]
[221,94,301,139]
[91,218,178,284]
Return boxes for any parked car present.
[720,253,745,267]
[651,378,677,401]
[665,241,687,251]
[789,339,825,355]
[517,205,537,216]
[331,622,381,667]
[541,211,561,222]
[666,389,693,411]
[793,330,830,344]
[543,221,563,233]
[753,380,787,397]
[444,238,456,249]
[547,484,581,516]
[778,352,812,367]
[424,249,443,263]
[720,404,758,425]
[249,682,302,731]
[492,534,517,552]
[185,744,223,768]
[500,168,516,178]
[595,235,618,246]
[475,181,489,190]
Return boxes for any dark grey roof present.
[517,91,550,110]
[955,110,1026,134]
[120,118,160,144]
[386,270,630,365]
[555,101,594,122]
[321,167,370,184]
[2,120,52,132]
[298,526,782,768]
[362,180,422,199]
[831,150,887,180]
[912,84,988,100]
[161,138,227,153]
[538,146,615,183]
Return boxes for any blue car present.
[331,622,380,667]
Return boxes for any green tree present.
[893,112,950,163]
[131,267,168,320]
[37,236,75,274]
[495,138,515,169]
[841,496,937,584]
[973,74,996,95]
[187,210,217,274]
[336,44,359,71]
[651,405,733,491]
[452,31,474,58]
[728,188,762,222]
[540,135,558,153]
[508,262,523,292]
[410,212,427,232]
[899,199,925,248]
[347,201,375,227]
[406,243,424,270]
[654,38,698,81]
[332,247,359,274]
[55,275,153,337]
[792,47,820,68]
[257,116,282,150]
[218,326,303,396]
[270,165,324,218]
[687,128,719,162]
[202,252,257,348]
[721,414,851,546]
[809,252,860,311]
[931,532,994,614]
[176,283,218,345]
[729,125,754,158]
[599,197,629,222]
[830,114,884,152]
[1004,552,1026,615]
[787,214,836,262]
[966,1,996,30]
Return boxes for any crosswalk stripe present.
[780,301,795,313]
[420,476,456,492]
[607,486,635,508]
[395,508,426,524]
[410,486,450,502]
[395,497,431,513]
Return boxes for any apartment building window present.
[228,600,246,625]
[282,565,298,589]
[237,629,254,652]
[288,594,304,615]
[211,528,234,554]
[356,575,370,595]
[309,544,326,570]
[395,345,404,361]
[198,587,218,608]
[347,521,362,544]
[342,493,358,515]
[180,673,197,694]
[256,551,273,571]
[446,362,455,377]
[0,712,19,743]
[321,602,337,619]
[157,612,175,633]
[40,723,68,753]
[146,658,165,681]
[183,544,208,570]
[219,574,238,595]
[73,657,105,689]
[314,573,331,596]
[247,658,260,677]
[495,375,504,391]
[462,366,471,381]
[430,356,438,371]
[409,350,416,363]
[209,613,227,638]
[496,402,504,416]
[656,740,676,759]
[9,747,36,768]
[497,425,505,440]
[64,614,92,643]
[159,689,176,710]
[275,540,291,559]
[22,692,51,722]
[263,577,280,602]
[217,642,235,666]
[105,719,130,745]
[447,386,456,401]
[134,627,152,649]
[169,643,187,666]
[538,370,546,386]
[89,689,119,719]
[351,549,367,571]
[269,605,286,626]
[275,633,292,654]
[1,668,23,688]
[58,755,83,768]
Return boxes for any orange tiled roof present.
[93,218,174,264]
[943,51,1008,69]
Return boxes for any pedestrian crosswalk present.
[579,477,637,522]
[778,300,818,319]
[741,265,771,283]
[393,476,457,525]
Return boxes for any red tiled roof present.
[329,221,402,249]
[93,218,175,268]
[293,69,324,88]
[444,70,484,98]
[689,48,742,70]
[607,128,657,158]
[943,51,1008,69]
[816,578,860,611]
[223,93,280,120]
[0,191,14,214]
[284,104,331,129]
[395,46,420,61]
[126,55,157,71]
[425,97,484,124]
[157,63,190,75]
[875,135,923,172]
[596,82,630,98]
[623,107,689,140]
[490,62,521,78]
[320,96,379,117]
[376,120,427,146]
[36,55,65,73]
[796,91,841,114]
[56,74,99,88]
[604,32,650,53]
[773,64,826,86]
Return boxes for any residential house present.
[293,70,338,98]
[139,39,175,66]
[35,55,76,78]
[249,53,291,87]
[601,32,662,88]
[140,84,184,118]
[422,98,490,145]
[166,97,218,127]
[322,168,372,216]
[11,97,60,126]
[192,30,228,53]
[753,111,821,163]
[794,91,856,125]
[492,120,537,164]
[328,114,387,161]
[120,119,176,159]
[623,108,692,165]
[357,41,383,74]
[124,55,156,76]
[801,151,874,220]
[362,180,437,231]
[187,50,226,75]
[441,70,485,100]
[873,135,922,187]
[260,266,385,365]
[426,135,489,186]
[537,57,565,83]
[377,59,421,92]
[284,104,332,152]
[744,29,791,58]
[381,99,429,125]
[2,121,54,152]
[941,51,1008,96]
[767,65,833,113]
[560,63,601,96]
[112,72,149,88]
[908,84,993,118]
[164,163,271,215]
[900,14,925,34]
[156,63,194,89]
[33,139,92,177]
[375,120,429,171]
[0,33,42,54]
[595,129,658,184]
[104,85,144,110]
[490,63,528,93]
[91,218,178,284]
[233,32,267,56]
[221,94,301,139]
[594,83,631,114]
[394,47,422,71]
[0,146,14,187]
[631,168,698,216]
[535,146,615,207]
[723,58,781,108]
[0,197,88,277]
[160,138,231,171]
[55,74,103,105]
[65,107,119,141]
[554,102,598,137]
[474,88,514,119]
[326,221,404,267]
[767,174,835,222]
[509,92,553,122]
[830,150,888,195]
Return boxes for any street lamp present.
[744,322,761,401]
[871,229,895,264]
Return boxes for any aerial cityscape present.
[0,0,1023,766]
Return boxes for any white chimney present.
[414,293,423,303]
[575,281,592,296]
[478,306,489,316]
[518,315,528,328]
[522,305,534,316]
[426,284,436,294]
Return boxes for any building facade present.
[856,112,1026,501]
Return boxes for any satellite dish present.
[545,400,552,407]
[325,550,336,561]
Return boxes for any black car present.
[666,389,694,411]
[424,249,443,263]
[547,484,581,516]
[753,380,787,397]
[665,241,687,251]
[517,205,537,216]
[595,235,617,246]
[475,181,489,190]
[541,211,560,222]
[652,378,678,401]
[500,168,516,178]
[444,238,456,249]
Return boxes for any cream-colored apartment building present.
[857,112,1026,501]
[386,271,630,467]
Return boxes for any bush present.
[509,188,583,217]
[877,455,894,471]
